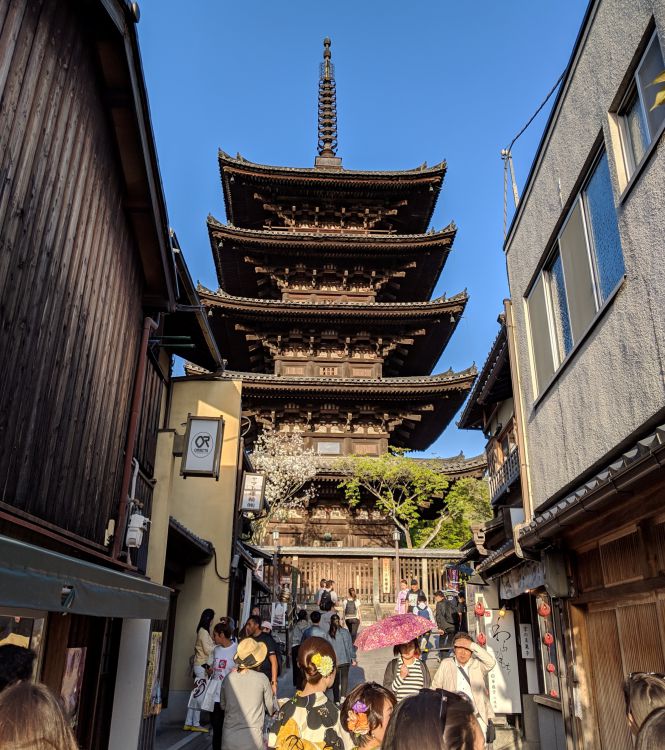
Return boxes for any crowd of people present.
[1,594,665,749]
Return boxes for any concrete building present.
[504,2,665,748]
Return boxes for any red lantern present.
[474,602,485,617]
[546,663,556,673]
[550,689,559,699]
[538,602,552,618]
[477,633,487,646]
[543,632,554,646]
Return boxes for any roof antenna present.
[315,38,343,169]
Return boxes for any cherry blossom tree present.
[249,430,318,544]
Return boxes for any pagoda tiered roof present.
[198,287,467,376]
[218,149,446,233]
[207,218,456,301]
[182,365,476,451]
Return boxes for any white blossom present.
[249,430,318,542]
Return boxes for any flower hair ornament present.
[310,652,334,678]
[347,701,370,737]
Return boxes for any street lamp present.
[392,528,401,611]
[272,530,280,601]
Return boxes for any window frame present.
[618,30,665,180]
[525,149,625,400]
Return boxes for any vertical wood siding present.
[0,0,146,543]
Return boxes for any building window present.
[319,366,339,377]
[619,31,665,178]
[526,151,624,395]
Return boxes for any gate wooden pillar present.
[372,557,380,607]
[422,558,429,598]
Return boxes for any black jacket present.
[435,599,456,632]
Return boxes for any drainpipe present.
[503,300,534,522]
[113,316,159,560]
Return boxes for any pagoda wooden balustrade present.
[488,447,520,504]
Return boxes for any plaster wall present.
[147,378,243,696]
[505,0,665,509]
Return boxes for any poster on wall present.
[485,610,521,714]
[143,631,163,717]
[181,416,224,478]
[61,647,87,728]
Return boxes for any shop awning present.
[0,535,170,620]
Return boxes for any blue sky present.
[138,1,587,460]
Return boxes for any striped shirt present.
[391,656,425,702]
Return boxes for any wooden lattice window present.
[577,547,603,592]
[284,365,305,375]
[600,530,642,585]
[319,366,339,377]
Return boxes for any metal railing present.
[488,447,520,503]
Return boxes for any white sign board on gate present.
[486,610,521,715]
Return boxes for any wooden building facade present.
[0,2,216,748]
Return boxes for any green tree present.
[412,477,491,549]
[336,451,491,549]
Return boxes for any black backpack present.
[319,589,333,612]
[344,599,358,617]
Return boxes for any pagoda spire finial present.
[315,37,342,169]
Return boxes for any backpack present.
[344,599,358,618]
[319,589,333,612]
[416,606,430,619]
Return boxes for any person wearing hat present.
[220,638,274,750]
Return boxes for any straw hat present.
[234,638,267,670]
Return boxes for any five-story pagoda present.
[198,39,477,557]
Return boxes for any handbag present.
[486,719,496,743]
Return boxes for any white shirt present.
[455,661,474,704]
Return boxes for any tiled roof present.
[218,149,447,178]
[415,453,487,474]
[198,286,468,314]
[520,423,665,546]
[457,319,509,430]
[183,364,476,390]
[475,540,516,575]
[207,216,456,247]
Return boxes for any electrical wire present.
[505,69,566,155]
[502,68,566,238]
[212,546,231,582]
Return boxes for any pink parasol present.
[355,613,434,652]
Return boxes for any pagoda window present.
[315,440,342,455]
[283,364,306,376]
[350,365,374,378]
[319,365,340,377]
